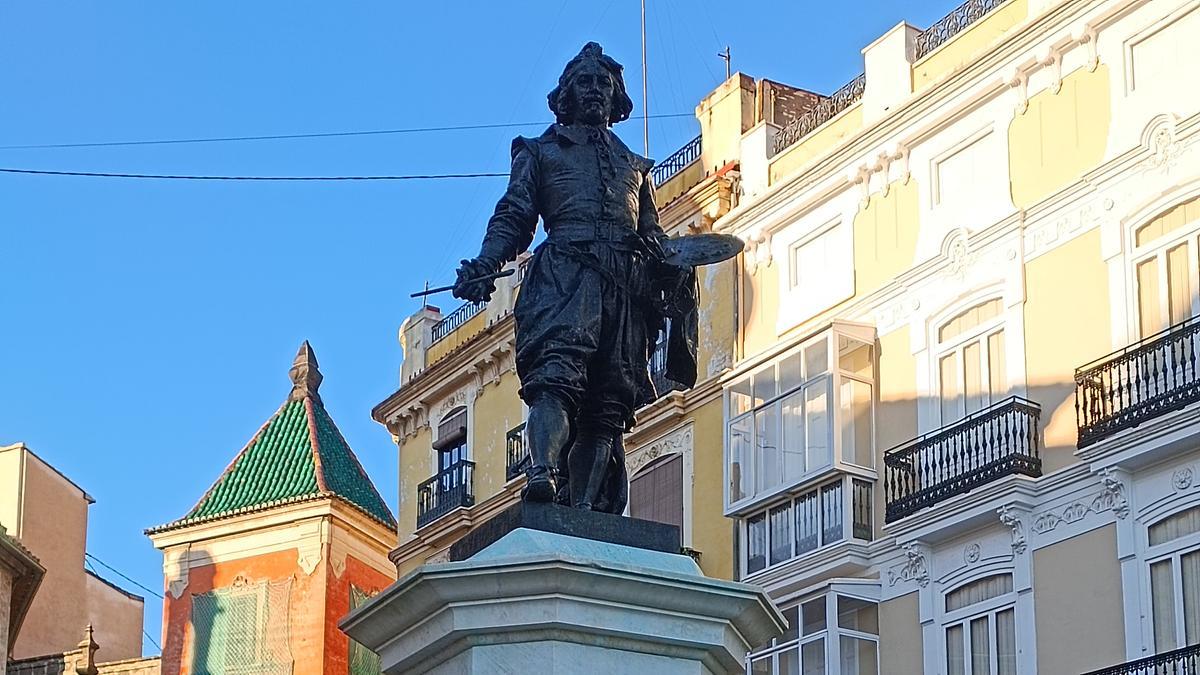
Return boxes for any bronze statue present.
[453,43,722,514]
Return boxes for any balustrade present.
[415,459,475,529]
[1084,643,1200,675]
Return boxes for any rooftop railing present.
[915,0,1009,59]
[1075,315,1200,448]
[1083,643,1200,675]
[431,301,485,344]
[772,73,866,155]
[415,459,475,529]
[884,396,1041,522]
[651,135,701,187]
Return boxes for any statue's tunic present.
[477,123,664,432]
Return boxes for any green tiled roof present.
[149,342,396,533]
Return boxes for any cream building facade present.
[713,0,1200,673]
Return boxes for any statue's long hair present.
[547,42,634,126]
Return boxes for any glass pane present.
[750,654,772,675]
[1149,506,1200,545]
[987,330,1006,403]
[753,365,777,406]
[1167,243,1192,325]
[838,336,873,379]
[838,596,879,634]
[946,575,1013,612]
[805,382,831,469]
[779,646,801,675]
[805,339,829,379]
[1152,558,1177,652]
[970,616,990,675]
[964,341,983,414]
[839,379,873,468]
[801,638,826,675]
[729,415,752,503]
[997,608,1017,675]
[781,351,804,394]
[781,605,800,643]
[946,624,965,675]
[852,479,873,541]
[730,377,753,416]
[801,598,826,635]
[1184,550,1200,644]
[839,636,878,675]
[820,482,843,545]
[940,352,961,423]
[756,403,782,494]
[1138,256,1163,338]
[795,491,820,555]
[770,503,794,566]
[747,513,767,575]
[782,392,806,484]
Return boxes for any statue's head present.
[548,42,634,127]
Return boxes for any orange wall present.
[322,555,393,675]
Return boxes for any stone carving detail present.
[743,231,773,273]
[1174,467,1194,491]
[1100,468,1130,520]
[943,233,976,281]
[1142,116,1182,174]
[298,548,322,575]
[1032,471,1131,534]
[628,425,693,477]
[887,543,930,587]
[998,505,1027,554]
[964,543,982,564]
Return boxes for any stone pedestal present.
[341,508,783,674]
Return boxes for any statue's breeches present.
[514,239,652,433]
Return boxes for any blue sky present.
[0,0,958,656]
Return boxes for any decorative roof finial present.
[289,341,323,404]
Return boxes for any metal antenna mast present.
[641,0,649,155]
[718,46,731,80]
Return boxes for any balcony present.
[914,0,1009,59]
[650,135,701,187]
[1083,643,1200,675]
[1075,316,1200,448]
[431,301,485,344]
[772,73,865,155]
[505,423,528,481]
[416,459,475,529]
[883,397,1042,523]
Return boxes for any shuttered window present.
[630,453,683,530]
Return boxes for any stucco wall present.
[1,565,13,674]
[688,400,733,580]
[84,572,144,663]
[878,590,922,674]
[1033,524,1125,674]
[323,554,394,675]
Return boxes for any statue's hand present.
[452,258,499,303]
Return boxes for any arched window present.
[936,299,1007,423]
[1146,504,1200,653]
[1132,195,1200,338]
[629,453,683,530]
[943,574,1016,675]
[432,407,468,490]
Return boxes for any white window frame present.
[777,216,855,334]
[1129,224,1200,340]
[934,300,1008,424]
[746,590,880,675]
[942,590,1017,675]
[1143,506,1200,652]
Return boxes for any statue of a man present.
[453,42,695,513]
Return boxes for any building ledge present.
[1076,400,1200,473]
[742,539,873,599]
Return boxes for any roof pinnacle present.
[289,340,323,404]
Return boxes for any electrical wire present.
[0,113,695,151]
[0,168,508,181]
[84,552,165,599]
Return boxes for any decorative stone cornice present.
[887,542,930,587]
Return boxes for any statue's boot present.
[522,395,571,503]
[568,429,614,511]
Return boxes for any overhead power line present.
[0,168,509,181]
[0,113,696,151]
[84,552,165,599]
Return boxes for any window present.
[1146,505,1200,652]
[1132,197,1200,338]
[936,299,1007,423]
[787,221,854,323]
[189,579,292,675]
[943,574,1017,675]
[349,586,382,675]
[727,324,875,510]
[741,478,872,577]
[433,408,468,492]
[748,593,879,675]
[630,453,684,530]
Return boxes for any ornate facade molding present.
[1173,467,1194,491]
[627,424,693,478]
[887,543,930,587]
[998,505,1027,555]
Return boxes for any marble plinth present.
[340,528,784,674]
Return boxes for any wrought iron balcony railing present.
[1076,315,1200,448]
[772,73,866,155]
[505,423,528,481]
[884,396,1042,523]
[914,0,1009,59]
[1083,643,1200,675]
[431,301,485,344]
[651,135,701,187]
[415,459,475,529]
[649,335,685,399]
